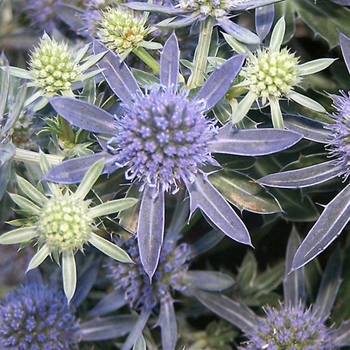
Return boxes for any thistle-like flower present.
[230,16,335,128]
[9,33,105,111]
[192,231,350,350]
[0,155,137,302]
[0,284,80,349]
[257,32,350,271]
[46,33,302,280]
[127,0,282,44]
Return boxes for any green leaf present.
[89,198,138,218]
[288,91,326,113]
[270,16,285,51]
[183,270,234,291]
[231,91,257,124]
[8,66,33,80]
[236,251,257,288]
[74,159,104,200]
[16,176,47,207]
[299,58,336,76]
[0,59,9,121]
[0,226,38,244]
[270,97,284,129]
[62,249,77,303]
[10,193,41,215]
[210,170,282,214]
[27,244,51,271]
[89,232,133,263]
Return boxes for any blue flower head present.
[47,33,302,279]
[0,284,80,349]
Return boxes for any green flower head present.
[0,155,137,302]
[228,16,335,128]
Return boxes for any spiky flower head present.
[0,284,80,349]
[243,303,335,350]
[326,91,350,180]
[0,157,136,301]
[241,47,300,106]
[97,6,149,54]
[28,34,79,95]
[179,0,238,18]
[107,84,217,192]
[107,237,190,310]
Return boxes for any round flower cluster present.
[243,303,335,350]
[28,35,79,94]
[0,284,79,349]
[107,238,190,310]
[326,91,350,180]
[107,85,217,192]
[97,7,147,53]
[178,0,238,18]
[37,195,92,251]
[241,48,300,105]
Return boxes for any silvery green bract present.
[45,33,302,280]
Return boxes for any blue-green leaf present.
[183,270,234,291]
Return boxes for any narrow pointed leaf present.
[333,320,350,347]
[284,114,329,143]
[313,247,342,321]
[230,0,282,10]
[270,97,284,128]
[292,184,350,271]
[0,226,38,244]
[160,33,179,88]
[94,39,141,106]
[50,97,115,134]
[159,294,177,350]
[184,171,252,246]
[270,16,285,51]
[45,153,120,184]
[133,334,146,350]
[126,2,181,14]
[62,249,77,303]
[258,160,343,188]
[89,232,133,263]
[137,185,165,280]
[89,198,138,218]
[283,228,306,307]
[192,288,257,334]
[88,290,127,317]
[195,54,245,112]
[209,123,302,156]
[231,91,257,124]
[74,159,104,200]
[16,177,47,207]
[217,17,260,44]
[288,90,326,113]
[298,58,336,75]
[122,308,152,350]
[0,62,9,120]
[157,13,200,28]
[183,270,234,291]
[10,193,41,215]
[27,244,51,271]
[54,4,85,32]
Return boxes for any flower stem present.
[133,47,160,73]
[187,16,215,89]
[14,148,63,165]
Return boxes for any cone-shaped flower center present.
[326,91,350,180]
[107,85,217,192]
[29,36,79,94]
[179,0,237,17]
[241,48,300,105]
[243,304,335,349]
[0,284,79,349]
[107,239,190,310]
[97,7,147,53]
[37,195,92,251]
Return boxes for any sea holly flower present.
[257,32,350,272]
[229,16,335,128]
[0,155,137,302]
[0,283,80,349]
[88,200,234,350]
[192,230,350,349]
[127,0,281,44]
[7,33,105,111]
[45,33,302,280]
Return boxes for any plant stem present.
[14,148,63,165]
[133,47,160,73]
[187,16,215,89]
